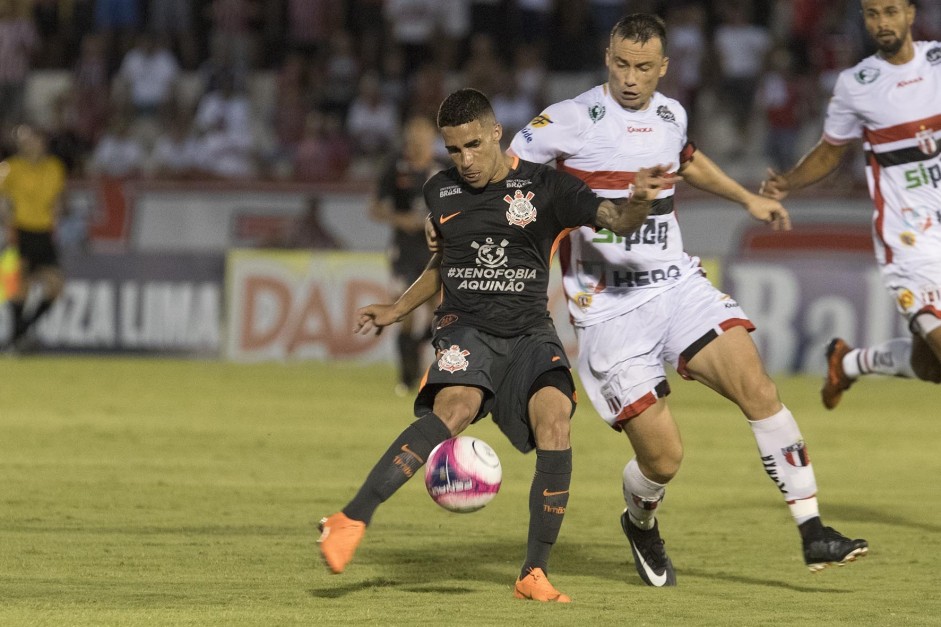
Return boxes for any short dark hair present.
[610,13,667,53]
[436,88,495,128]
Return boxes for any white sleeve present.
[822,74,863,144]
[508,99,589,164]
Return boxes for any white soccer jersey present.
[824,41,941,268]
[509,85,700,326]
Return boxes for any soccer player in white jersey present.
[762,0,941,409]
[508,13,868,586]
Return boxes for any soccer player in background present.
[0,123,67,351]
[761,0,941,408]
[318,88,672,602]
[508,14,868,586]
[368,116,442,396]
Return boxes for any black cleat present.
[621,509,676,587]
[803,526,868,573]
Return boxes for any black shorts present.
[17,229,59,272]
[414,323,576,453]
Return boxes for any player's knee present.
[638,446,682,483]
[736,375,780,419]
[432,389,482,435]
[532,412,571,450]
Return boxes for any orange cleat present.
[821,338,856,410]
[513,567,571,603]
[318,512,366,574]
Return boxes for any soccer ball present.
[424,436,502,513]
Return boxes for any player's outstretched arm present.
[354,253,443,336]
[596,164,675,236]
[760,139,849,200]
[680,149,791,231]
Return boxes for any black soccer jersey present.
[424,158,603,337]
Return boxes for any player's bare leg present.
[686,326,868,571]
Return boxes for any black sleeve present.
[423,177,442,237]
[549,168,604,229]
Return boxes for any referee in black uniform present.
[319,89,673,602]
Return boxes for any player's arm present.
[760,139,850,200]
[354,253,443,336]
[595,164,675,235]
[680,148,791,231]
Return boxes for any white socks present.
[622,458,666,530]
[843,337,916,379]
[748,406,819,525]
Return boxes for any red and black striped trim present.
[866,145,941,168]
[676,318,756,378]
[612,380,671,428]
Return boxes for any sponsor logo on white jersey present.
[855,67,880,84]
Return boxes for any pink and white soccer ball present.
[424,436,502,513]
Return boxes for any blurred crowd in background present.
[0,0,939,183]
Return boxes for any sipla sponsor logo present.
[593,219,669,250]
[904,161,941,190]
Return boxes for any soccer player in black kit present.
[318,88,673,602]
[369,116,443,395]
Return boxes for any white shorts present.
[882,261,941,336]
[575,272,753,430]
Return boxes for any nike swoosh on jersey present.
[440,211,461,224]
[631,542,668,587]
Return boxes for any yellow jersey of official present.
[0,155,66,232]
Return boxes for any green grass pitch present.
[1,357,939,625]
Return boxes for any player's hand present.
[745,194,792,231]
[424,215,441,253]
[633,164,679,201]
[354,303,401,336]
[759,168,791,200]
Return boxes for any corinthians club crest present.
[504,190,537,227]
[437,344,470,372]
